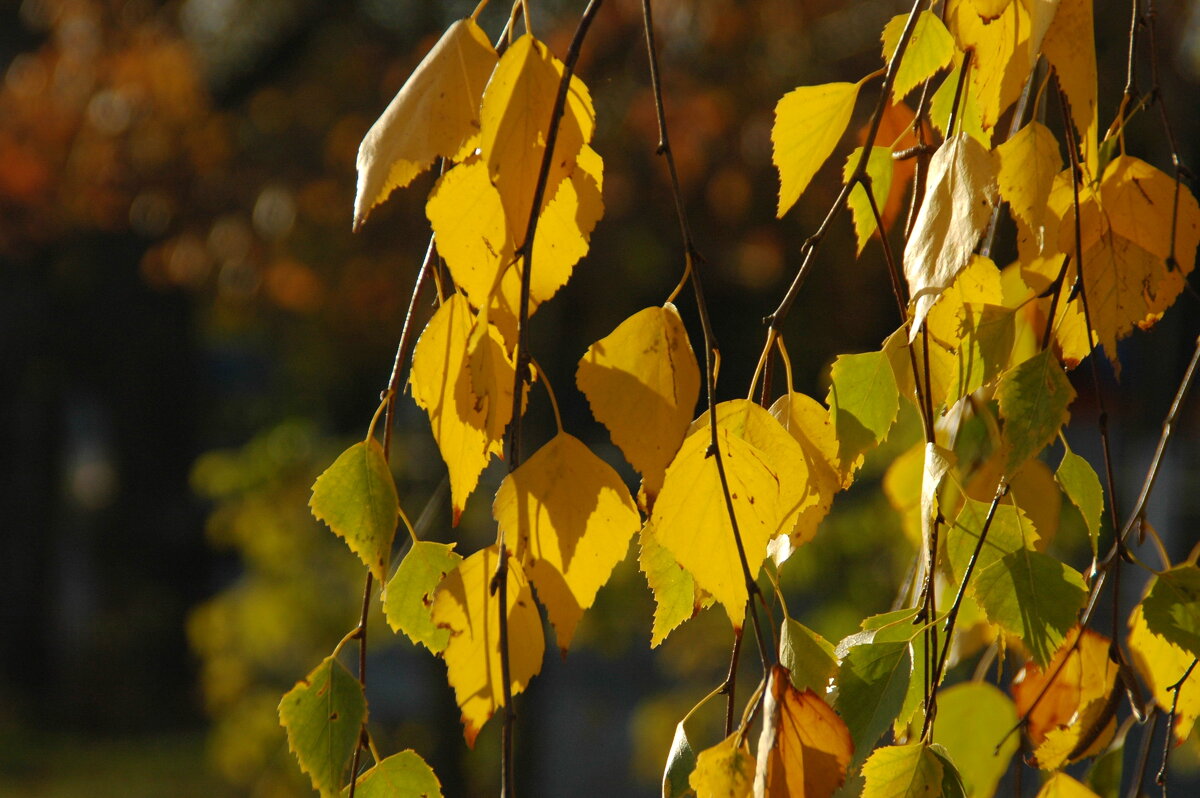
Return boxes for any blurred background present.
[1,0,1199,795]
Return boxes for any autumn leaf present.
[690,733,754,798]
[341,750,443,798]
[843,145,895,254]
[767,392,845,562]
[995,121,1062,249]
[773,82,861,217]
[425,158,511,312]
[779,618,838,695]
[640,520,710,647]
[880,11,956,101]
[576,303,700,502]
[493,431,640,651]
[652,400,812,626]
[827,350,899,468]
[1041,0,1098,173]
[754,666,852,798]
[278,656,368,798]
[383,541,462,653]
[904,132,998,338]
[466,311,518,442]
[1128,604,1200,744]
[996,349,1075,473]
[934,683,1018,798]
[946,0,1031,134]
[309,438,400,585]
[860,742,943,798]
[1142,565,1200,658]
[1036,773,1101,798]
[1055,448,1103,558]
[353,18,498,229]
[431,545,543,746]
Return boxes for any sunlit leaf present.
[690,733,754,798]
[279,656,367,797]
[1036,772,1101,798]
[1041,0,1097,173]
[431,545,544,746]
[309,439,399,584]
[904,132,998,338]
[843,146,895,254]
[640,521,710,648]
[773,82,861,217]
[754,666,853,798]
[780,619,838,696]
[767,392,845,562]
[880,11,957,101]
[577,303,700,501]
[1128,604,1200,744]
[383,541,462,653]
[860,742,942,798]
[834,639,912,761]
[934,683,1018,798]
[827,350,899,467]
[946,0,1031,134]
[945,498,1039,583]
[341,750,443,798]
[1056,449,1103,558]
[996,350,1075,473]
[425,158,510,312]
[353,19,497,229]
[995,122,1061,249]
[1142,565,1200,658]
[494,432,640,651]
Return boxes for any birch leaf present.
[995,121,1061,247]
[843,145,895,254]
[640,520,711,647]
[425,158,510,312]
[946,0,1031,133]
[754,666,853,798]
[880,11,957,100]
[779,619,838,695]
[1037,773,1101,798]
[996,350,1075,473]
[309,439,399,585]
[934,683,1018,798]
[691,734,754,798]
[827,350,899,467]
[904,132,998,339]
[493,432,640,651]
[353,19,497,229]
[383,541,462,653]
[773,82,861,217]
[860,743,942,798]
[1055,449,1103,558]
[278,656,367,798]
[431,545,543,747]
[1142,565,1200,658]
[1128,604,1200,744]
[341,751,443,798]
[1041,0,1098,173]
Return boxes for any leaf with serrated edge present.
[768,392,845,555]
[827,350,899,467]
[1037,773,1101,798]
[945,498,1039,584]
[640,521,709,647]
[834,640,912,762]
[354,19,497,229]
[880,11,956,100]
[577,304,700,501]
[860,743,942,798]
[844,146,895,254]
[494,432,640,651]
[341,750,443,798]
[754,665,852,798]
[1056,449,1103,558]
[1142,565,1200,658]
[779,618,837,695]
[690,733,754,798]
[383,541,462,652]
[279,656,367,798]
[1041,0,1097,173]
[934,683,1018,798]
[431,545,543,746]
[773,82,861,217]
[946,0,1031,133]
[904,132,998,339]
[1128,604,1200,744]
[973,548,1086,665]
[310,439,399,584]
[995,122,1061,248]
[997,350,1075,473]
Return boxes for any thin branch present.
[1157,658,1198,789]
[346,572,373,798]
[721,625,746,737]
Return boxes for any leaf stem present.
[529,357,563,434]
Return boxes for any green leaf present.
[662,714,700,798]
[945,498,1038,583]
[1086,734,1124,798]
[310,440,400,584]
[834,639,912,762]
[972,548,1087,666]
[858,610,928,735]
[844,145,895,254]
[861,742,943,798]
[342,750,443,798]
[779,618,837,694]
[930,745,967,798]
[383,541,462,652]
[828,350,900,467]
[997,350,1076,473]
[880,11,957,100]
[1056,449,1104,558]
[1142,565,1200,658]
[933,683,1018,798]
[951,304,1015,403]
[279,656,367,798]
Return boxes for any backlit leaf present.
[995,122,1061,248]
[779,618,838,695]
[996,350,1075,473]
[773,82,861,217]
[754,666,853,798]
[353,19,497,229]
[431,545,544,746]
[341,750,443,798]
[309,439,399,584]
[860,742,942,798]
[1101,156,1200,268]
[827,350,899,467]
[690,734,754,798]
[1128,604,1200,744]
[425,158,510,312]
[934,683,1018,798]
[640,521,710,647]
[1056,449,1103,558]
[1041,0,1097,173]
[904,132,998,338]
[577,304,700,500]
[946,0,1031,134]
[383,541,462,653]
[929,57,989,147]
[767,392,845,562]
[834,640,912,761]
[880,11,956,101]
[279,656,367,798]
[1036,773,1100,798]
[1142,565,1200,658]
[653,400,812,626]
[843,145,895,254]
[410,294,504,522]
[945,498,1039,584]
[494,432,640,651]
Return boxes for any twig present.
[346,572,373,798]
[1157,658,1198,789]
[721,625,745,737]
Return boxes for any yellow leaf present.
[754,666,853,798]
[466,311,517,443]
[691,734,754,798]
[917,442,955,590]
[1041,0,1098,175]
[652,400,811,626]
[640,520,712,647]
[1101,156,1200,270]
[480,34,590,245]
[767,392,844,563]
[431,545,543,747]
[577,303,700,503]
[880,11,957,101]
[995,122,1062,249]
[773,82,861,217]
[493,432,640,651]
[930,56,990,147]
[1128,604,1200,745]
[946,0,1032,134]
[1023,0,1061,58]
[843,146,895,255]
[354,19,497,229]
[425,158,511,312]
[904,132,998,339]
[1036,773,1101,798]
[883,441,925,547]
[410,294,503,522]
[969,0,1013,17]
